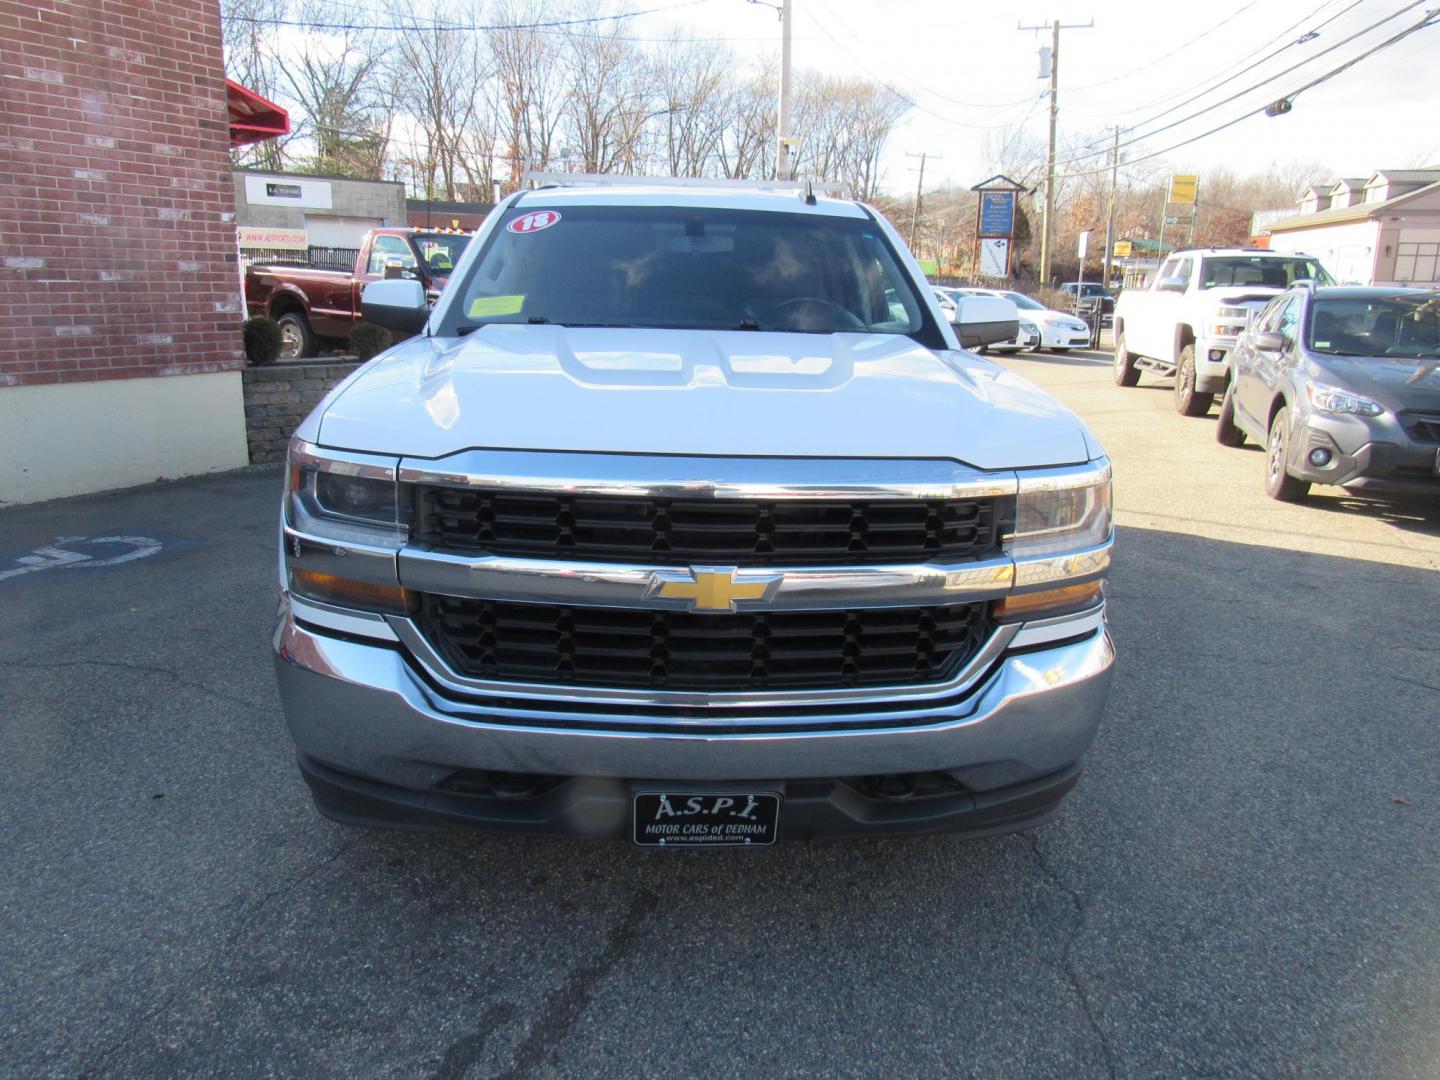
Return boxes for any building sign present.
[237,226,308,250]
[979,191,1016,237]
[979,238,1009,278]
[1168,175,1198,205]
[1113,240,1133,258]
[243,174,333,209]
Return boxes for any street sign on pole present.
[1168,174,1198,204]
[979,191,1015,236]
[1077,230,1089,259]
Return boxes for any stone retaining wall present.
[242,361,361,464]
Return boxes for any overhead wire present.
[1051,7,1440,181]
[226,0,711,33]
[1062,0,1363,119]
[800,6,1047,129]
[1055,0,1433,170]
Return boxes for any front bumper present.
[1288,424,1440,494]
[1038,323,1093,349]
[1194,337,1237,393]
[274,602,1114,837]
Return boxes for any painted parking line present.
[0,535,163,583]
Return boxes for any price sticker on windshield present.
[507,210,561,234]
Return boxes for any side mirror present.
[361,279,428,335]
[1156,277,1187,293]
[1254,331,1287,353]
[949,294,1020,350]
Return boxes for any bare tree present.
[718,62,776,180]
[278,3,392,178]
[650,34,736,178]
[561,12,653,173]
[219,0,291,170]
[390,4,491,199]
[487,0,567,186]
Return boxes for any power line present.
[1057,0,1432,170]
[1061,0,1264,94]
[800,7,1046,130]
[1054,8,1440,181]
[1064,0,1361,119]
[226,0,710,33]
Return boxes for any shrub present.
[350,322,392,362]
[242,316,282,366]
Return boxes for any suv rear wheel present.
[1265,406,1311,501]
[1173,345,1213,416]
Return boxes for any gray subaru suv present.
[1218,285,1440,500]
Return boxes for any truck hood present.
[317,326,1094,469]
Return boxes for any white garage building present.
[1266,168,1440,287]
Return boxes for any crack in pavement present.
[3,658,273,712]
[1019,832,1118,1080]
[433,1003,520,1080]
[440,889,659,1080]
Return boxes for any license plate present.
[632,792,780,847]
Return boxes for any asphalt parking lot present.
[4,347,1439,1079]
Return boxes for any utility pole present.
[751,0,794,180]
[1018,18,1093,287]
[1101,125,1119,290]
[906,151,937,256]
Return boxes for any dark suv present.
[1218,285,1440,500]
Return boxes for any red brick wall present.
[0,0,243,388]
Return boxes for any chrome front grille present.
[413,487,1008,566]
[418,595,992,692]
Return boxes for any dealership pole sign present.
[970,175,1028,282]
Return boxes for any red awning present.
[226,78,289,146]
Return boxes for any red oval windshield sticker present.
[507,210,561,234]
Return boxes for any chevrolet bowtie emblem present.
[646,566,783,613]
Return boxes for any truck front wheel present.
[277,312,316,361]
[1173,345,1213,416]
[1112,333,1139,387]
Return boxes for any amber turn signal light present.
[993,580,1103,622]
[290,569,413,615]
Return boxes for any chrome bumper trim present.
[396,449,1019,500]
[397,547,1020,609]
[274,610,1114,788]
[386,612,1025,711]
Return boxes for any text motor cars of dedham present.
[1218,285,1440,501]
[271,179,1116,846]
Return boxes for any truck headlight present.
[1009,460,1112,558]
[283,439,411,614]
[1306,384,1383,417]
[999,460,1112,621]
[286,438,406,541]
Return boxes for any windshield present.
[1307,294,1440,358]
[447,205,939,342]
[1200,255,1333,289]
[1001,291,1047,311]
[414,233,470,274]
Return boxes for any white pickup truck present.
[271,179,1115,846]
[1112,248,1334,415]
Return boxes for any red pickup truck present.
[244,227,472,359]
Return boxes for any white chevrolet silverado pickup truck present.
[272,180,1115,846]
[1112,247,1334,415]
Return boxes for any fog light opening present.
[1308,448,1332,467]
[1208,349,1226,363]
